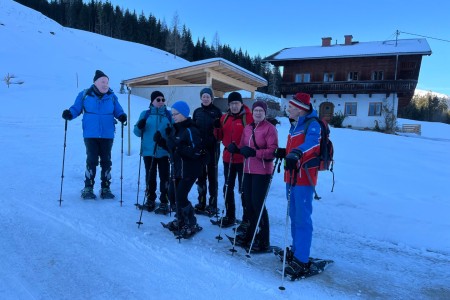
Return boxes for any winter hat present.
[228,91,243,104]
[290,92,311,111]
[93,70,108,82]
[171,101,190,118]
[151,90,165,101]
[200,87,214,98]
[252,100,267,114]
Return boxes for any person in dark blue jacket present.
[62,70,127,199]
[133,91,172,213]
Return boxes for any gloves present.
[153,131,162,143]
[165,125,173,136]
[240,146,256,158]
[227,142,240,154]
[285,149,303,171]
[118,114,127,124]
[273,148,286,159]
[213,118,222,128]
[136,118,146,130]
[62,109,73,120]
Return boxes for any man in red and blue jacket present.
[275,92,321,277]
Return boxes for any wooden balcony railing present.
[281,80,417,95]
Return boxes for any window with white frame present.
[368,102,382,116]
[295,73,311,83]
[345,102,357,116]
[371,71,384,80]
[347,72,359,81]
[324,72,334,82]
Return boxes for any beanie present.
[228,91,243,104]
[151,90,165,101]
[93,70,108,82]
[252,100,267,114]
[200,87,213,98]
[171,101,190,118]
[290,92,311,111]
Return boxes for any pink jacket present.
[239,120,278,175]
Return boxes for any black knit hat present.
[93,70,108,82]
[151,90,165,101]
[228,91,243,104]
[200,87,213,98]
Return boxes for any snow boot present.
[285,257,311,277]
[154,202,170,215]
[138,200,156,212]
[81,186,96,199]
[100,187,115,199]
[218,216,236,228]
[179,203,202,238]
[274,246,294,263]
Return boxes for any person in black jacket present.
[154,101,204,238]
[192,87,222,216]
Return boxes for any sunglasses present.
[155,97,165,103]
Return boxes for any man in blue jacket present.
[62,70,127,199]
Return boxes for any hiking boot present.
[140,200,156,212]
[251,239,270,252]
[81,187,96,199]
[218,216,236,228]
[179,224,202,238]
[235,220,250,234]
[100,187,115,199]
[154,203,169,215]
[274,246,294,263]
[205,205,219,216]
[285,257,310,277]
[165,219,182,232]
[234,233,250,247]
[194,202,206,213]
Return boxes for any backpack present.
[303,116,335,199]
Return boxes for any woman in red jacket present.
[227,100,278,251]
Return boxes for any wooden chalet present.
[263,35,432,128]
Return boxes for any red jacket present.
[214,105,253,164]
[239,120,278,175]
[284,111,321,186]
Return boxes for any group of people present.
[62,70,324,278]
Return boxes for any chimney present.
[322,37,332,47]
[344,35,353,45]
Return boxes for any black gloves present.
[137,118,146,130]
[227,143,240,154]
[240,146,256,158]
[273,148,286,159]
[285,149,303,171]
[213,118,222,128]
[165,125,173,136]
[62,109,73,120]
[118,114,127,124]
[153,131,162,143]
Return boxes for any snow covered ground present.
[1,1,449,299]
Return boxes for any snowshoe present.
[210,216,235,228]
[137,201,156,212]
[232,221,249,234]
[81,187,96,199]
[225,234,249,248]
[280,258,334,281]
[154,203,170,215]
[99,187,115,199]
[161,220,181,233]
[176,224,203,239]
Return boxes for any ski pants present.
[222,162,245,221]
[84,138,113,188]
[196,146,220,204]
[287,184,314,263]
[143,156,169,203]
[242,173,271,245]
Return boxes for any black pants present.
[84,138,113,188]
[169,176,197,213]
[196,146,219,204]
[242,173,271,245]
[143,156,169,203]
[223,162,246,221]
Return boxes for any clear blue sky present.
[110,0,450,95]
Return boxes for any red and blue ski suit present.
[284,110,321,263]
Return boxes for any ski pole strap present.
[304,165,321,200]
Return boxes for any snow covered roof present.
[263,38,432,61]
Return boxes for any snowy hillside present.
[1,1,449,299]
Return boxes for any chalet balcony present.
[280,80,418,95]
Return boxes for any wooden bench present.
[402,124,421,135]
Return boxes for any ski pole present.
[135,134,144,208]
[137,142,158,228]
[213,141,220,219]
[120,122,125,206]
[246,158,281,258]
[216,153,233,242]
[230,157,245,255]
[58,120,68,207]
[279,169,297,291]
